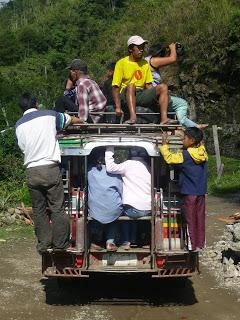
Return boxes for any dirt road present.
[0,195,239,320]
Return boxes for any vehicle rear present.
[42,123,199,279]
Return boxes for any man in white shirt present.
[15,92,83,253]
[105,146,151,249]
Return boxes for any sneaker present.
[120,243,131,250]
[190,248,202,253]
[141,244,150,250]
[106,243,118,252]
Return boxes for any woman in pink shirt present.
[105,146,151,249]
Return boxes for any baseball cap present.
[66,59,88,72]
[127,35,148,47]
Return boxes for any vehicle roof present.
[59,123,183,157]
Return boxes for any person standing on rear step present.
[101,62,116,107]
[88,147,123,252]
[159,127,208,252]
[15,92,84,253]
[112,35,174,124]
[105,146,151,250]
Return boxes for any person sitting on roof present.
[65,59,106,123]
[112,35,174,124]
[101,62,116,107]
[105,146,151,250]
[88,147,123,251]
[146,43,208,129]
[53,66,80,113]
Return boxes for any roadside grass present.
[0,225,34,242]
[208,155,240,195]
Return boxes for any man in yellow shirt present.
[112,35,170,124]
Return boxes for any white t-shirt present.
[15,108,71,168]
[105,147,151,210]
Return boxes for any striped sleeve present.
[56,112,71,132]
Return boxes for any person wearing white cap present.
[112,35,171,124]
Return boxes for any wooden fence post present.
[212,125,224,178]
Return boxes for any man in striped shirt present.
[65,59,106,123]
[15,92,83,253]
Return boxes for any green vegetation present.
[208,155,240,195]
[0,225,34,242]
[0,0,240,129]
[0,0,239,214]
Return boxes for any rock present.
[7,208,15,215]
[4,214,16,225]
[14,208,22,215]
[179,72,191,83]
[232,224,240,242]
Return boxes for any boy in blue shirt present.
[160,127,208,251]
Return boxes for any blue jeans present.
[121,207,151,244]
[169,96,197,128]
[91,220,118,244]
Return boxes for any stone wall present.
[202,223,240,289]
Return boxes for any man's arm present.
[150,43,177,69]
[76,82,89,122]
[105,146,126,174]
[70,116,86,124]
[112,86,123,116]
[56,112,85,132]
[112,60,124,116]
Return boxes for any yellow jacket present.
[159,144,208,165]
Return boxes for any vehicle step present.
[89,248,150,253]
[86,267,154,272]
[87,216,152,221]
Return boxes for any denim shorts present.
[124,206,151,219]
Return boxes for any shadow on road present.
[41,275,198,306]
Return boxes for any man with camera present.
[146,42,208,129]
[112,35,174,124]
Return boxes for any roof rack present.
[65,122,181,136]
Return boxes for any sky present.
[0,0,10,5]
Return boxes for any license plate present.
[102,253,137,266]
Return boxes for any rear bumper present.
[42,251,199,279]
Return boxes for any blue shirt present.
[176,150,208,195]
[88,164,123,223]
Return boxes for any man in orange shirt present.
[112,35,171,124]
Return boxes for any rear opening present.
[42,124,199,278]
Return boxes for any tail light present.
[156,257,166,268]
[75,255,83,268]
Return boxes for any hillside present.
[0,0,239,215]
[0,0,239,130]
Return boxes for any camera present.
[175,42,184,56]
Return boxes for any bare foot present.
[196,124,209,129]
[160,118,178,125]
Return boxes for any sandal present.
[120,243,131,250]
[124,119,137,124]
[160,118,178,125]
[106,243,118,252]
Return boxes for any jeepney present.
[42,121,198,279]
